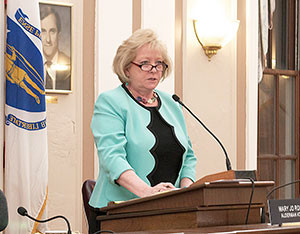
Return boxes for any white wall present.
[245,0,258,170]
[96,0,132,95]
[96,0,175,95]
[183,0,238,178]
[43,0,83,232]
[141,0,175,94]
[95,0,132,179]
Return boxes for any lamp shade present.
[194,19,240,47]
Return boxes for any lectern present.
[97,171,274,232]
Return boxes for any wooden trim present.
[288,0,296,70]
[295,73,299,197]
[82,0,96,233]
[257,84,261,175]
[266,30,272,68]
[275,74,280,198]
[263,68,298,76]
[174,0,183,98]
[236,0,247,169]
[83,0,95,181]
[132,0,141,33]
[258,154,298,160]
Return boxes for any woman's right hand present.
[116,170,176,198]
[141,182,176,197]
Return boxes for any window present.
[258,0,300,199]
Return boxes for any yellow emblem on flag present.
[5,44,45,104]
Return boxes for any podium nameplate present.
[268,198,300,225]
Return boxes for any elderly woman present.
[89,29,197,214]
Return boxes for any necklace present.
[126,86,157,104]
[136,92,157,104]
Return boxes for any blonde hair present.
[113,29,172,83]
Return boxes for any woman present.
[89,29,197,210]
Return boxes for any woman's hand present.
[116,170,176,198]
[180,177,193,188]
[142,182,176,197]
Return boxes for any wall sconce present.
[193,19,240,61]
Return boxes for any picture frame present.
[39,1,72,94]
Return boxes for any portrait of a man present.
[40,4,71,92]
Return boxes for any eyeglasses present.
[131,62,168,72]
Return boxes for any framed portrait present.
[39,1,72,93]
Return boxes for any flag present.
[5,0,48,233]
[0,0,5,191]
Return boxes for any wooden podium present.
[97,171,274,232]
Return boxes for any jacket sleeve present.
[180,136,197,182]
[91,93,133,184]
[175,103,197,183]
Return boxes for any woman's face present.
[126,44,164,93]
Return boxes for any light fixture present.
[50,64,70,71]
[46,95,58,104]
[193,19,240,61]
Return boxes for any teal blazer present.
[89,85,197,208]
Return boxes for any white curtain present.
[258,0,276,83]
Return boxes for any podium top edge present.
[100,180,274,212]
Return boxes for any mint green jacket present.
[89,85,197,208]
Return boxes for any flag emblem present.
[6,9,45,112]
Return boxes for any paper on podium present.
[191,170,257,187]
[45,231,80,234]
